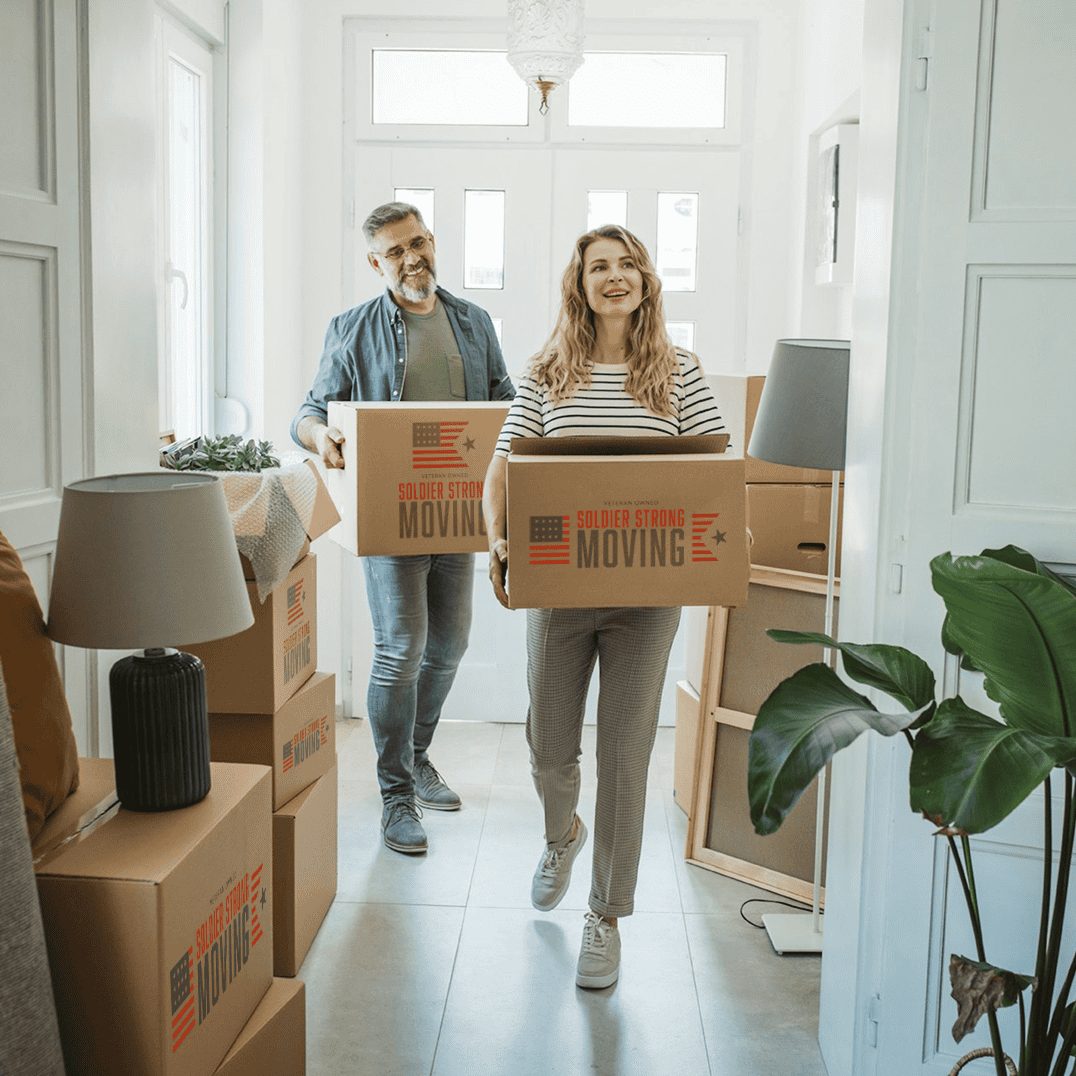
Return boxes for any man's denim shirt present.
[290,287,515,446]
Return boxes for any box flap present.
[32,757,120,865]
[301,458,341,539]
[509,433,730,457]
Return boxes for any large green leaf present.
[931,551,1076,739]
[748,663,920,835]
[767,630,935,711]
[909,697,1076,833]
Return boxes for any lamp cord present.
[739,897,821,930]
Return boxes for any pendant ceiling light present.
[507,0,586,114]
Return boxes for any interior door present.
[550,147,742,374]
[0,0,91,749]
[864,1,1076,1071]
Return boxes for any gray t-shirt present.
[400,300,467,401]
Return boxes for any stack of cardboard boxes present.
[33,758,306,1076]
[187,487,341,982]
[674,373,844,813]
[740,375,844,576]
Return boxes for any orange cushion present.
[0,528,79,841]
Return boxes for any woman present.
[482,225,729,989]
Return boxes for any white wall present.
[87,0,168,757]
[88,0,161,477]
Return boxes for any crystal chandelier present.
[506,0,586,114]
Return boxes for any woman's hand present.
[489,538,510,608]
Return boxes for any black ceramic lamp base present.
[109,648,212,811]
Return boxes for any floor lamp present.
[746,338,850,954]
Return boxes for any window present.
[587,190,628,231]
[666,322,696,351]
[372,51,528,126]
[394,187,435,231]
[568,53,727,129]
[464,190,506,289]
[656,192,699,292]
[156,17,214,442]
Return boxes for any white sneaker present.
[576,911,620,989]
[531,816,588,911]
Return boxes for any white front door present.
[857,1,1076,1071]
[0,0,92,749]
[347,144,742,721]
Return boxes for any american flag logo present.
[250,863,264,947]
[170,947,196,1052]
[286,579,305,626]
[282,738,293,773]
[529,515,570,566]
[691,513,725,562]
[412,421,468,470]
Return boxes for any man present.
[292,202,514,854]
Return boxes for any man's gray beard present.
[398,264,436,302]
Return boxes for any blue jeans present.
[361,553,474,802]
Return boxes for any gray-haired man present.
[292,202,514,854]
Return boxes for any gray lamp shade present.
[46,473,254,650]
[748,339,851,472]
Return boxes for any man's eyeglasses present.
[374,235,429,262]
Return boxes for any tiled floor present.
[298,718,829,1076]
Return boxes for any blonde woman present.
[483,225,728,989]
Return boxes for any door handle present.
[167,261,189,310]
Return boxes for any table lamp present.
[747,337,850,955]
[46,473,254,811]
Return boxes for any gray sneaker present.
[576,911,620,989]
[531,816,588,911]
[414,759,461,811]
[382,798,427,854]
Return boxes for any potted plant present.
[747,545,1076,1076]
[161,434,280,472]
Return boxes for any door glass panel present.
[568,53,727,128]
[372,51,528,126]
[587,190,627,231]
[464,189,505,289]
[395,187,435,231]
[656,191,698,292]
[166,54,206,440]
[666,321,695,351]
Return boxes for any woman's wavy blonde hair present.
[529,224,680,418]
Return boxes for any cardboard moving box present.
[35,763,274,1076]
[30,756,118,862]
[326,401,511,556]
[747,483,844,575]
[209,671,336,811]
[505,435,749,609]
[214,978,305,1076]
[273,763,338,977]
[186,555,317,714]
[237,458,341,580]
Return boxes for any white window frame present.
[154,12,215,441]
[351,27,547,144]
[552,27,745,146]
[348,20,747,148]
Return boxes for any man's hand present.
[489,537,510,608]
[298,416,345,469]
[314,424,346,469]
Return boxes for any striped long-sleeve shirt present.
[494,349,728,456]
